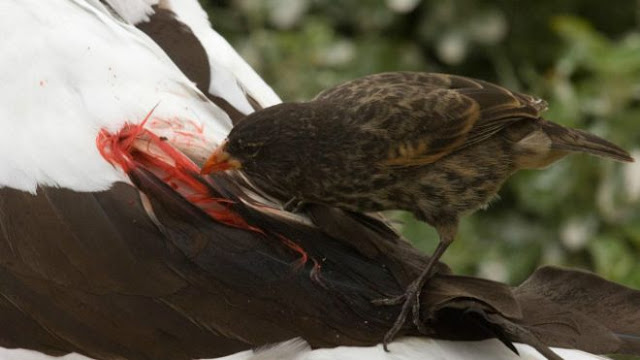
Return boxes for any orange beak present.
[200,141,242,174]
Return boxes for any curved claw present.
[374,281,424,352]
[373,237,453,350]
[412,291,429,334]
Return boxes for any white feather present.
[103,0,158,24]
[0,0,231,193]
[159,0,282,110]
[202,337,610,360]
[0,347,93,360]
[212,338,311,360]
[0,338,610,360]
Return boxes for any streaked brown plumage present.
[201,72,634,348]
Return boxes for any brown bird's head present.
[200,103,325,179]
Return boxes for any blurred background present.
[200,0,640,287]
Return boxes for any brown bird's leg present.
[373,221,457,351]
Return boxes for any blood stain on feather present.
[96,106,314,270]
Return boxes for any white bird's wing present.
[157,0,281,110]
[104,0,281,116]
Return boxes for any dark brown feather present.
[2,175,640,359]
[315,72,547,168]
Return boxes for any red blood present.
[96,106,251,229]
[96,106,312,268]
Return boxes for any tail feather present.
[542,120,634,163]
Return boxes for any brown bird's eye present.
[243,142,262,157]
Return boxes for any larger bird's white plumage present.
[159,0,282,111]
[0,0,231,193]
[0,348,93,360]
[0,338,609,360]
[103,0,158,24]
[212,338,610,360]
[0,1,612,360]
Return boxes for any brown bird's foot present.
[372,277,430,351]
[282,197,306,213]
[373,230,455,351]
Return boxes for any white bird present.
[0,1,636,360]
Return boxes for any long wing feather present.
[316,72,546,168]
[119,0,281,114]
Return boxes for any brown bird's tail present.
[542,120,634,163]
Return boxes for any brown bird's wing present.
[315,72,547,167]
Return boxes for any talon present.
[411,296,420,320]
[380,290,414,351]
[375,275,436,350]
[412,292,429,334]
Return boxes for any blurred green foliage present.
[202,0,640,287]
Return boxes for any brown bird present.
[200,72,634,348]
